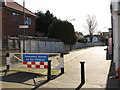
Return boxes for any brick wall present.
[2,7,36,37]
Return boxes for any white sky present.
[14,0,111,35]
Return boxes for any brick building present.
[0,0,40,37]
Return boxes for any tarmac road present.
[39,46,119,89]
[1,46,119,89]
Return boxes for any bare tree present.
[84,15,97,42]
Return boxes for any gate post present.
[6,53,10,70]
[5,53,10,75]
[60,53,64,74]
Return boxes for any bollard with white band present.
[60,53,64,74]
[6,53,10,70]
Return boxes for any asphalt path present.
[1,46,119,89]
[40,46,117,89]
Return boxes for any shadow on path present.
[75,83,84,90]
[32,73,63,89]
[1,69,64,89]
[51,73,63,80]
[1,71,47,86]
[106,61,120,90]
[106,48,112,60]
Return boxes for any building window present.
[12,12,19,22]
[24,17,31,25]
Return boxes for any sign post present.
[19,24,29,53]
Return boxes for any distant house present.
[101,32,109,38]
[84,35,100,43]
[75,32,84,39]
[92,36,99,42]
[0,0,44,37]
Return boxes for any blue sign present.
[23,54,49,62]
[24,20,30,24]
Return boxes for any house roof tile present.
[3,0,37,17]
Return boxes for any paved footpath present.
[40,46,119,89]
[1,46,119,89]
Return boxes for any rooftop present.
[2,0,37,17]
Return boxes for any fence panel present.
[46,41,51,53]
[25,40,31,53]
[39,41,46,53]
[31,40,39,53]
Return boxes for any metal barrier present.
[5,53,64,82]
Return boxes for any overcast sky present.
[14,0,111,35]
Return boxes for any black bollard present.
[47,60,51,81]
[6,65,9,70]
[80,62,85,84]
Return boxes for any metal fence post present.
[47,60,51,81]
[80,62,85,84]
